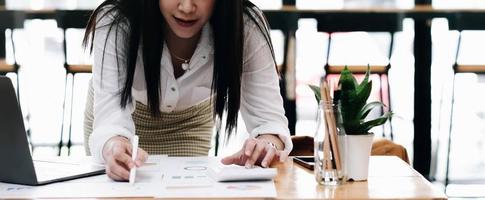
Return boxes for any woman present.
[83,0,292,181]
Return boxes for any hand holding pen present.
[102,135,148,181]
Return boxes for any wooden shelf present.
[66,64,92,73]
[327,65,388,73]
[0,59,15,73]
[455,64,485,73]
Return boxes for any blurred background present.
[1,0,485,198]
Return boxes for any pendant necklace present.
[171,52,191,71]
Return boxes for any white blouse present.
[89,11,293,163]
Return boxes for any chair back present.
[0,11,24,59]
[317,12,402,139]
[318,12,403,74]
[449,13,485,31]
[0,11,24,74]
[55,10,92,72]
[316,12,403,33]
[449,13,485,74]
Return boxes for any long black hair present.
[83,0,276,135]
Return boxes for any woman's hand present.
[102,136,148,181]
[221,135,288,168]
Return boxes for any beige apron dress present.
[83,81,214,156]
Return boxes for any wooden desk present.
[0,156,446,199]
[275,156,446,199]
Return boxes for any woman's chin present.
[171,29,200,39]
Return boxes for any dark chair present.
[445,13,485,186]
[0,11,23,95]
[289,136,313,156]
[316,12,403,140]
[55,10,92,155]
[289,135,409,164]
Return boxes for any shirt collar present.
[199,23,213,52]
[161,23,214,76]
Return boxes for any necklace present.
[171,52,191,71]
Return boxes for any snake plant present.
[309,66,392,135]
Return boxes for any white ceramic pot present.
[342,134,374,181]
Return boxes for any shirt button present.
[171,87,176,92]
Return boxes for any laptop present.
[0,76,105,186]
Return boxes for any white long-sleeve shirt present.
[89,11,293,163]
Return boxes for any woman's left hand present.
[221,136,288,168]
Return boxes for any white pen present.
[129,135,139,185]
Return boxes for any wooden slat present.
[0,59,15,73]
[67,64,92,73]
[275,5,416,13]
[3,5,485,16]
[455,64,485,73]
[0,5,443,15]
[23,9,56,14]
[327,64,388,74]
[272,5,485,13]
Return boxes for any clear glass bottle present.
[314,100,347,185]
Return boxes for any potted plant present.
[309,66,392,181]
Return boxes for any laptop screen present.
[0,76,39,185]
[0,76,105,186]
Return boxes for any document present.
[0,156,277,198]
[0,156,164,198]
[158,157,277,198]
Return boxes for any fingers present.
[106,167,124,181]
[278,150,289,162]
[224,138,287,168]
[106,158,130,181]
[244,139,257,157]
[112,143,135,169]
[245,141,265,168]
[221,153,238,165]
[135,148,148,167]
[221,149,245,165]
[221,154,237,165]
[261,146,276,168]
[104,138,137,181]
[106,147,149,181]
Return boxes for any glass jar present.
[314,100,347,185]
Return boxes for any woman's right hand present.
[102,136,148,181]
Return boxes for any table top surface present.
[0,156,447,199]
[275,156,447,199]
